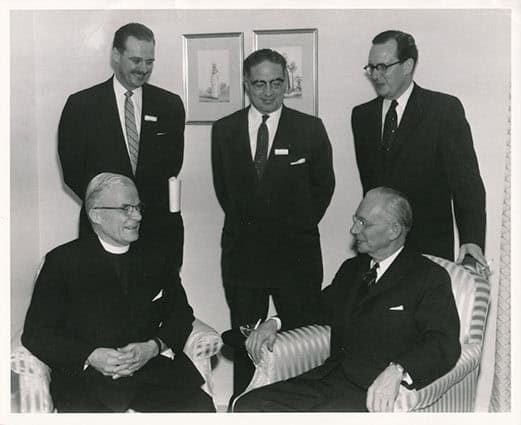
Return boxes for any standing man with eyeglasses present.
[22,173,215,412]
[352,30,486,266]
[211,48,335,398]
[58,23,185,268]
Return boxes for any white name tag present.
[275,149,289,155]
[144,114,158,122]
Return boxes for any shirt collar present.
[383,81,414,110]
[249,104,283,124]
[97,235,130,254]
[371,245,404,280]
[113,75,142,99]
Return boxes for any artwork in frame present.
[253,28,318,116]
[183,32,244,124]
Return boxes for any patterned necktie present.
[382,99,398,152]
[254,114,269,178]
[125,91,139,174]
[358,262,380,298]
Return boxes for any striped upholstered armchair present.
[238,255,491,412]
[10,319,223,413]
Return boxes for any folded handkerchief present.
[389,305,404,311]
[152,289,163,301]
[290,158,306,166]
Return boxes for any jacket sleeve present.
[155,263,195,354]
[164,93,186,178]
[440,96,486,249]
[21,253,96,375]
[393,266,461,389]
[309,118,335,223]
[58,94,88,199]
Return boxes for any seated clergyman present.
[22,172,215,412]
[235,186,461,412]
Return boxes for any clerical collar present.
[97,236,130,254]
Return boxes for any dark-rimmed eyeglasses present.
[93,203,144,216]
[249,78,285,91]
[363,60,403,75]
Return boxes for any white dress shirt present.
[113,77,143,155]
[248,105,282,160]
[381,82,414,136]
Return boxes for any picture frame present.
[253,28,318,116]
[183,32,244,124]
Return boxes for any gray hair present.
[371,186,413,232]
[84,173,135,214]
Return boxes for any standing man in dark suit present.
[58,23,184,267]
[211,49,335,396]
[22,173,214,412]
[235,187,460,412]
[351,30,486,265]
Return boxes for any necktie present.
[125,91,139,174]
[358,262,380,298]
[382,99,398,152]
[254,114,269,178]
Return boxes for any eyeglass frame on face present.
[363,60,404,75]
[93,203,144,216]
[352,214,394,229]
[248,77,286,92]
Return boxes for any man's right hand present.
[86,347,131,377]
[245,319,278,364]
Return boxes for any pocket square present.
[152,289,163,301]
[290,158,306,166]
[389,305,404,311]
[156,132,167,136]
[144,114,158,122]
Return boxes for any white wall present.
[10,9,510,409]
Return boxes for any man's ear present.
[388,222,402,241]
[88,208,102,225]
[403,58,415,76]
[111,47,121,65]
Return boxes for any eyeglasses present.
[249,78,285,91]
[352,215,393,229]
[93,203,144,216]
[363,60,403,75]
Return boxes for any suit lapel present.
[388,84,424,166]
[230,107,259,190]
[364,98,385,183]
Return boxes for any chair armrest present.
[11,344,54,412]
[183,318,223,361]
[245,325,331,392]
[393,343,481,412]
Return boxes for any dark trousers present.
[51,376,215,413]
[234,364,367,412]
[224,284,322,400]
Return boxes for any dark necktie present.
[382,99,398,152]
[358,262,380,298]
[125,91,139,174]
[254,114,269,178]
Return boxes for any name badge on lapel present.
[274,148,289,156]
[144,114,158,122]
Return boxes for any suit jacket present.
[211,105,335,288]
[306,246,461,390]
[22,235,203,410]
[58,77,185,247]
[351,84,486,260]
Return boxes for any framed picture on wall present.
[253,28,318,116]
[183,32,244,124]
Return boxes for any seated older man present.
[235,186,461,412]
[22,172,215,412]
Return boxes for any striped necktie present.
[254,114,269,178]
[124,91,139,174]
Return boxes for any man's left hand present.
[366,364,403,412]
[111,340,158,379]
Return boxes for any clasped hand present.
[366,364,403,412]
[87,340,158,380]
[245,319,278,364]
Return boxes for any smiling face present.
[367,38,413,100]
[244,60,287,114]
[91,182,142,247]
[112,35,155,91]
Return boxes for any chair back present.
[424,255,490,346]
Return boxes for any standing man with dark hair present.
[211,48,335,397]
[352,30,486,265]
[59,22,185,267]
